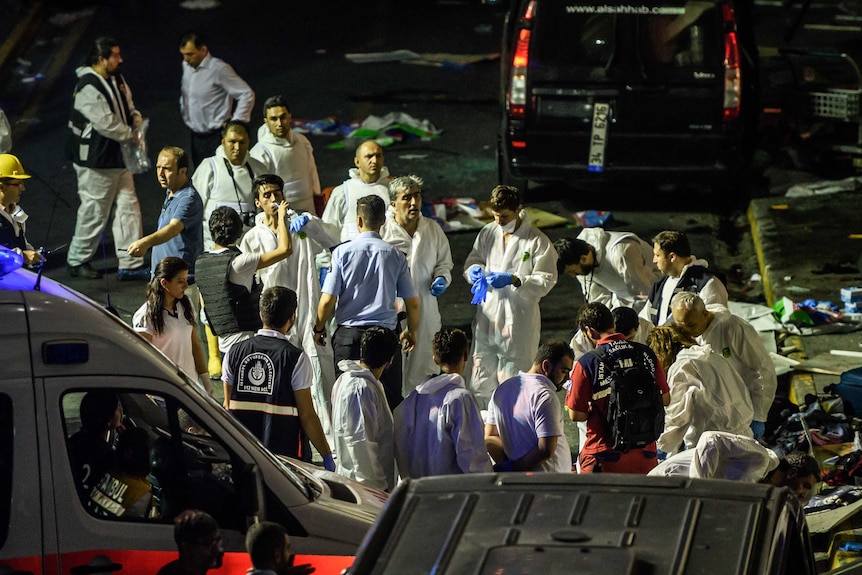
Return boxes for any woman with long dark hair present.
[133,256,210,393]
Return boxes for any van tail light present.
[507,1,536,120]
[722,4,741,122]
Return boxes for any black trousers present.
[189,128,223,170]
[332,325,403,410]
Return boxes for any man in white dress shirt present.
[179,31,255,168]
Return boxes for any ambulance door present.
[42,376,261,575]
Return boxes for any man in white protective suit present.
[249,95,322,216]
[646,325,754,456]
[381,174,453,394]
[192,120,266,250]
[463,185,557,408]
[670,291,777,440]
[393,328,491,478]
[554,229,660,312]
[320,140,390,244]
[239,173,336,442]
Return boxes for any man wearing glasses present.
[0,153,41,266]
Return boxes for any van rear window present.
[531,0,720,77]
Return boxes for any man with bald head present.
[670,291,776,439]
[321,140,391,244]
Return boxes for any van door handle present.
[69,555,122,574]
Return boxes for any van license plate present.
[588,102,610,173]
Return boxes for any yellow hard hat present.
[0,154,31,179]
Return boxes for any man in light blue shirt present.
[314,195,419,409]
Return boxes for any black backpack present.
[591,347,665,451]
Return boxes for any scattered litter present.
[48,9,95,27]
[786,176,862,197]
[292,117,356,137]
[396,154,429,160]
[751,273,762,282]
[345,50,420,64]
[573,210,612,228]
[423,199,568,233]
[16,57,32,67]
[403,52,500,70]
[180,0,221,9]
[326,112,441,150]
[20,74,45,84]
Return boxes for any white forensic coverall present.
[331,359,395,492]
[393,373,492,479]
[463,211,558,408]
[577,227,660,311]
[320,167,391,244]
[192,146,266,249]
[250,124,321,215]
[657,343,755,455]
[650,431,780,482]
[67,66,144,270]
[239,212,335,441]
[382,214,453,395]
[696,310,778,423]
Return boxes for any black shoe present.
[67,262,102,279]
[117,266,151,281]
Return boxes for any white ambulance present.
[0,247,385,575]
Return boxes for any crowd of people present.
[0,32,820,514]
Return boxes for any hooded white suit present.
[320,167,391,244]
[192,146,266,249]
[239,212,335,440]
[381,214,453,394]
[331,359,395,491]
[463,211,558,408]
[577,227,660,311]
[393,373,492,478]
[250,124,321,215]
[657,343,755,454]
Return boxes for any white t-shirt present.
[133,299,197,379]
[487,372,572,473]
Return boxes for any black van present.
[497,0,757,192]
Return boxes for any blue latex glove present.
[471,276,488,305]
[322,453,336,472]
[750,420,765,438]
[487,272,513,289]
[289,214,309,233]
[656,449,668,461]
[430,276,447,296]
[493,459,515,472]
[467,264,485,283]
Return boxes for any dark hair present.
[779,451,821,481]
[259,287,297,328]
[553,238,593,273]
[179,31,205,48]
[173,509,219,546]
[146,257,193,335]
[534,340,574,366]
[433,328,469,365]
[79,390,120,432]
[577,301,614,333]
[221,120,249,139]
[652,230,691,258]
[360,326,399,369]
[488,185,521,212]
[87,37,118,66]
[209,206,243,246]
[115,427,152,478]
[246,521,287,568]
[253,174,285,199]
[357,195,386,228]
[612,306,639,337]
[159,146,189,172]
[263,95,290,115]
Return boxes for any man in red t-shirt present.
[566,302,670,474]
